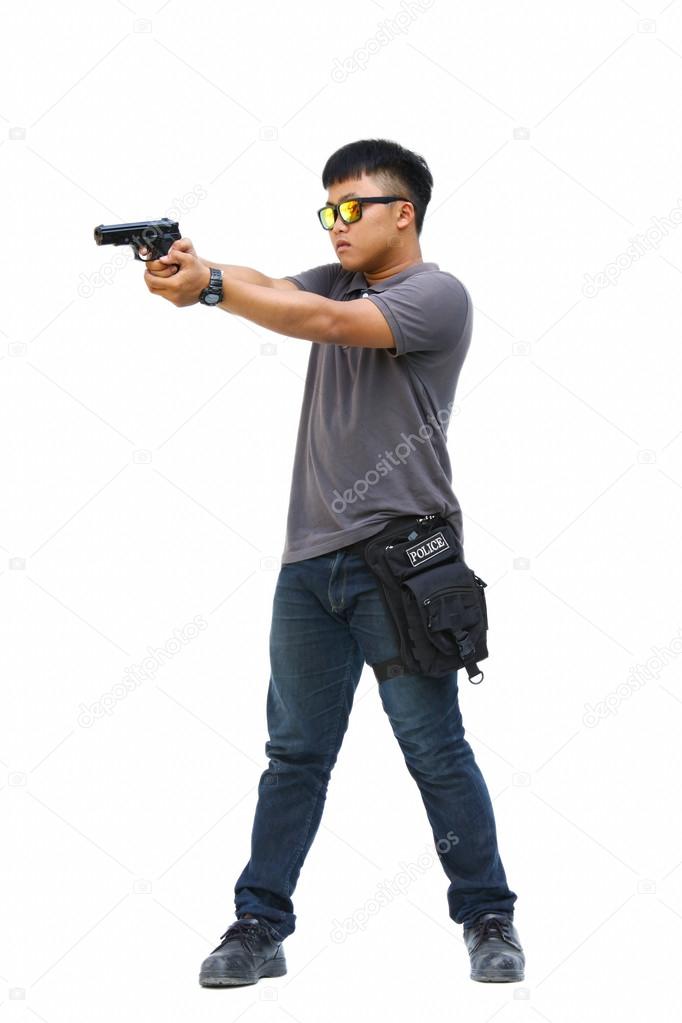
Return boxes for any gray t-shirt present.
[280,260,473,564]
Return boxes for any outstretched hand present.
[144,237,210,307]
[145,236,197,276]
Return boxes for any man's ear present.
[396,203,415,230]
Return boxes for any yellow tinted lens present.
[339,199,361,223]
[319,207,335,229]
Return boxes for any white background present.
[2,0,682,1019]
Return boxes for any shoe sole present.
[471,968,524,983]
[199,960,287,987]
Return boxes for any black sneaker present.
[199,917,287,987]
[463,912,525,982]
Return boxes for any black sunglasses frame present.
[317,195,413,230]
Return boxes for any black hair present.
[321,138,433,237]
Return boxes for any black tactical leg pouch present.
[359,513,488,685]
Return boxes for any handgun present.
[93,218,182,262]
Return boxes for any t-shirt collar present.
[343,261,439,295]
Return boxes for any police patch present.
[405,531,450,568]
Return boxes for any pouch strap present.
[465,662,485,684]
[451,630,484,683]
[372,655,485,685]
[372,656,411,683]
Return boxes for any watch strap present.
[199,267,223,305]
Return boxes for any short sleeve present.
[365,271,471,357]
[283,262,343,298]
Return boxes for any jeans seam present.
[281,650,356,895]
[327,550,349,613]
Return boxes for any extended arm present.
[198,259,298,291]
[210,276,394,349]
[144,241,394,348]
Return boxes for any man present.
[145,138,525,987]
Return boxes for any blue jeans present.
[233,547,517,940]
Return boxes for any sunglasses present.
[317,195,412,230]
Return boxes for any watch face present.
[204,292,221,304]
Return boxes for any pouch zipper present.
[423,585,471,606]
[384,513,441,552]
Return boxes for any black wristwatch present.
[199,267,223,305]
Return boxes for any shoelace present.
[213,920,270,953]
[467,915,519,955]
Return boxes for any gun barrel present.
[93,218,179,247]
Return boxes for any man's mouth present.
[336,242,351,250]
